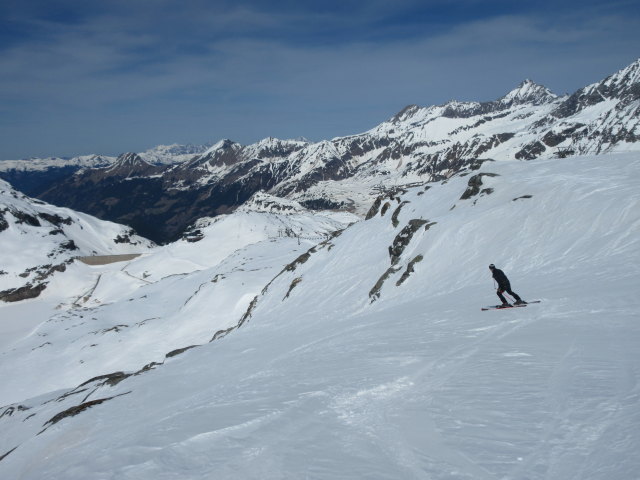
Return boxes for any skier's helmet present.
[489,264,495,270]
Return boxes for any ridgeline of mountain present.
[4,59,640,244]
[0,143,213,197]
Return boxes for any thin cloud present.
[0,1,638,158]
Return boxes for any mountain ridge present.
[2,59,639,243]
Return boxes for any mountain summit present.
[104,153,157,177]
[499,79,558,107]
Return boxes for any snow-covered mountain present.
[0,179,154,302]
[1,150,639,479]
[22,59,640,244]
[0,143,214,172]
[0,143,213,198]
[0,191,357,404]
[0,154,114,173]
[137,142,216,165]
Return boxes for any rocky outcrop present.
[10,208,40,226]
[370,220,436,302]
[44,393,130,428]
[284,277,303,299]
[389,219,435,265]
[38,212,73,226]
[460,173,499,200]
[396,255,424,286]
[365,196,384,220]
[0,210,7,232]
[0,283,47,302]
[391,202,410,228]
[369,266,402,302]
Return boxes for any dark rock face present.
[0,446,18,462]
[78,372,130,388]
[166,345,199,358]
[515,141,546,160]
[391,202,410,228]
[44,394,127,427]
[284,277,303,299]
[460,173,500,200]
[396,254,424,286]
[182,228,204,243]
[389,219,430,265]
[365,196,384,220]
[542,131,566,148]
[10,209,40,226]
[299,198,346,210]
[552,67,640,119]
[371,220,435,302]
[59,240,78,251]
[0,405,30,419]
[0,210,8,232]
[369,265,402,301]
[0,283,47,302]
[38,212,73,226]
[0,257,70,303]
[113,230,139,244]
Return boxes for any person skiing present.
[489,264,525,306]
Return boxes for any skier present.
[489,264,525,306]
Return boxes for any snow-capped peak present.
[390,105,421,123]
[103,152,154,176]
[499,79,557,106]
[202,139,242,156]
[113,152,150,167]
[241,137,308,162]
[594,57,640,95]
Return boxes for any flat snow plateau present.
[1,152,639,480]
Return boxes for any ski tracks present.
[327,312,537,479]
[380,311,541,479]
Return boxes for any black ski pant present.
[497,284,522,304]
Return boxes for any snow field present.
[0,206,356,406]
[1,153,639,479]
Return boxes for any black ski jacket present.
[491,268,511,289]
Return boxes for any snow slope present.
[0,194,357,405]
[1,152,639,479]
[0,179,154,295]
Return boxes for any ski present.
[481,300,541,311]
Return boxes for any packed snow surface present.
[1,153,639,479]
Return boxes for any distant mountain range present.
[1,59,638,244]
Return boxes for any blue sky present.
[0,0,639,159]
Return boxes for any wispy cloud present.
[0,1,638,158]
